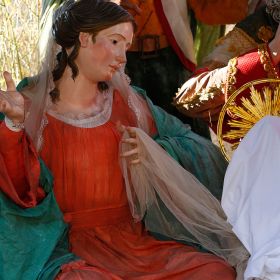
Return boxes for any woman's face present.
[76,22,134,82]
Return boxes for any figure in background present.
[173,1,280,277]
[0,1,245,279]
[174,0,278,134]
[120,0,249,138]
[187,0,250,66]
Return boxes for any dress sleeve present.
[174,66,228,121]
[174,44,279,124]
[0,121,45,208]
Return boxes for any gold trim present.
[258,44,279,79]
[224,57,238,100]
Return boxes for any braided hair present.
[50,0,135,102]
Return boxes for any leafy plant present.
[0,0,41,88]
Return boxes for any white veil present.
[21,3,58,150]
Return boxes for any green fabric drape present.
[133,86,227,252]
[135,86,227,199]
[0,159,77,280]
[194,21,224,67]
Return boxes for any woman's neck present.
[57,67,100,109]
[49,67,110,119]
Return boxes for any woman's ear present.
[79,32,90,47]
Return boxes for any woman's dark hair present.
[50,0,136,102]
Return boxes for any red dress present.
[0,92,235,279]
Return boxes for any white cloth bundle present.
[222,116,280,280]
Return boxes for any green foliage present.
[194,21,224,67]
[0,0,41,88]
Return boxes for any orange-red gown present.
[0,92,235,279]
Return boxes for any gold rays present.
[217,79,280,161]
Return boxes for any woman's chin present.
[104,72,114,81]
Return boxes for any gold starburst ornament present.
[217,78,280,161]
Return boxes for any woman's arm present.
[0,72,44,207]
[174,67,228,121]
[174,39,280,125]
[0,119,44,208]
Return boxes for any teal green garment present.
[0,159,77,280]
[16,77,29,91]
[134,87,227,251]
[0,76,77,279]
[194,21,224,67]
[134,86,227,200]
[0,77,77,279]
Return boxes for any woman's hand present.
[118,124,140,164]
[0,72,25,124]
[269,24,280,65]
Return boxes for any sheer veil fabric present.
[19,5,249,279]
[120,128,249,279]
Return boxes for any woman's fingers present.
[0,92,10,113]
[122,138,138,146]
[126,126,136,138]
[121,127,140,164]
[121,146,140,164]
[116,122,129,134]
[0,99,7,112]
[121,147,138,157]
[118,125,140,164]
[0,71,16,113]
[3,71,16,92]
[130,158,140,164]
[0,73,24,121]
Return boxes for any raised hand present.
[0,72,25,124]
[118,123,140,164]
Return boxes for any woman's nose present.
[116,49,127,64]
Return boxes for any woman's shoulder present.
[16,77,29,91]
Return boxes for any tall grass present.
[0,0,41,88]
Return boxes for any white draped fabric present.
[222,116,280,280]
